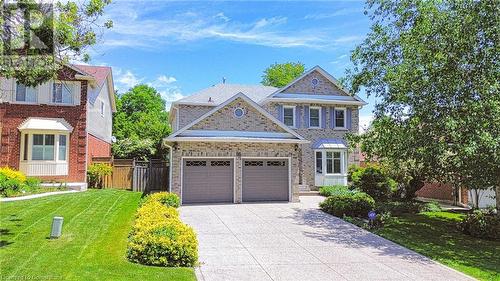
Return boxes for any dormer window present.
[52,82,73,104]
[15,83,37,103]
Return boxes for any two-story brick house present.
[0,64,115,188]
[165,66,366,204]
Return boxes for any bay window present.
[32,134,55,160]
[315,150,346,175]
[20,132,69,162]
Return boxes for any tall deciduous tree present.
[261,62,305,87]
[346,0,499,211]
[0,0,112,87]
[113,85,171,159]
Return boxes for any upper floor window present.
[309,107,321,128]
[15,83,37,103]
[52,82,73,104]
[283,106,295,127]
[335,109,346,128]
[100,101,105,117]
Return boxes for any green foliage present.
[127,196,198,267]
[87,163,112,189]
[347,164,362,182]
[320,192,375,218]
[458,210,500,240]
[0,0,112,86]
[142,192,181,209]
[0,168,42,197]
[261,62,305,87]
[345,0,500,211]
[319,185,357,197]
[113,85,171,159]
[351,165,395,201]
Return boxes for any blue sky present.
[89,0,375,130]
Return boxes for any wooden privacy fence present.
[91,157,169,193]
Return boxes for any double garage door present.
[182,158,289,204]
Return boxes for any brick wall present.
[191,97,286,132]
[170,142,300,203]
[281,70,344,95]
[87,133,111,164]
[0,73,88,182]
[177,104,213,129]
[416,183,468,205]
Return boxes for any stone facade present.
[176,104,213,130]
[191,98,286,132]
[169,142,301,203]
[281,70,344,95]
[264,102,360,189]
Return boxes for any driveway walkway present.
[180,196,474,281]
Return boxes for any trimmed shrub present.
[142,192,180,208]
[320,192,375,218]
[319,185,357,197]
[0,167,27,182]
[347,164,362,182]
[127,197,198,267]
[458,210,500,240]
[351,165,396,201]
[87,163,112,188]
[0,168,42,197]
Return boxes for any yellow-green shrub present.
[127,199,198,267]
[0,167,27,183]
[142,192,180,208]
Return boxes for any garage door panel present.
[183,159,233,204]
[242,159,289,202]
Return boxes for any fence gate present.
[91,157,169,193]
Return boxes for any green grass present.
[374,211,500,281]
[0,189,195,281]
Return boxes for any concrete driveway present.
[180,196,474,281]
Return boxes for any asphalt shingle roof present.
[174,83,277,106]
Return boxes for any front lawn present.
[374,211,500,281]
[0,189,195,281]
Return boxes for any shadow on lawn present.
[0,228,14,248]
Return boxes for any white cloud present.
[304,8,364,20]
[117,70,142,91]
[97,4,361,50]
[158,75,177,84]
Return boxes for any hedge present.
[320,192,375,218]
[127,192,198,267]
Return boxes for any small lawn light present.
[50,216,64,239]
[368,211,377,227]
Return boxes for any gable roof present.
[72,65,116,112]
[262,65,367,105]
[172,83,277,107]
[165,92,308,144]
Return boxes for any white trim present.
[180,157,237,205]
[50,80,78,106]
[309,106,321,129]
[12,81,38,104]
[19,131,70,176]
[169,137,309,144]
[165,92,306,142]
[266,97,366,106]
[334,108,346,129]
[262,65,367,105]
[233,107,245,118]
[181,130,295,139]
[282,105,296,128]
[241,157,292,202]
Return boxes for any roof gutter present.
[263,98,367,106]
[164,137,310,144]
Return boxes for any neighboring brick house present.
[165,66,367,204]
[0,64,115,188]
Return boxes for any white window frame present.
[13,82,38,104]
[309,106,321,129]
[334,108,346,129]
[315,149,346,175]
[52,81,74,105]
[20,131,70,164]
[100,101,105,117]
[283,105,296,128]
